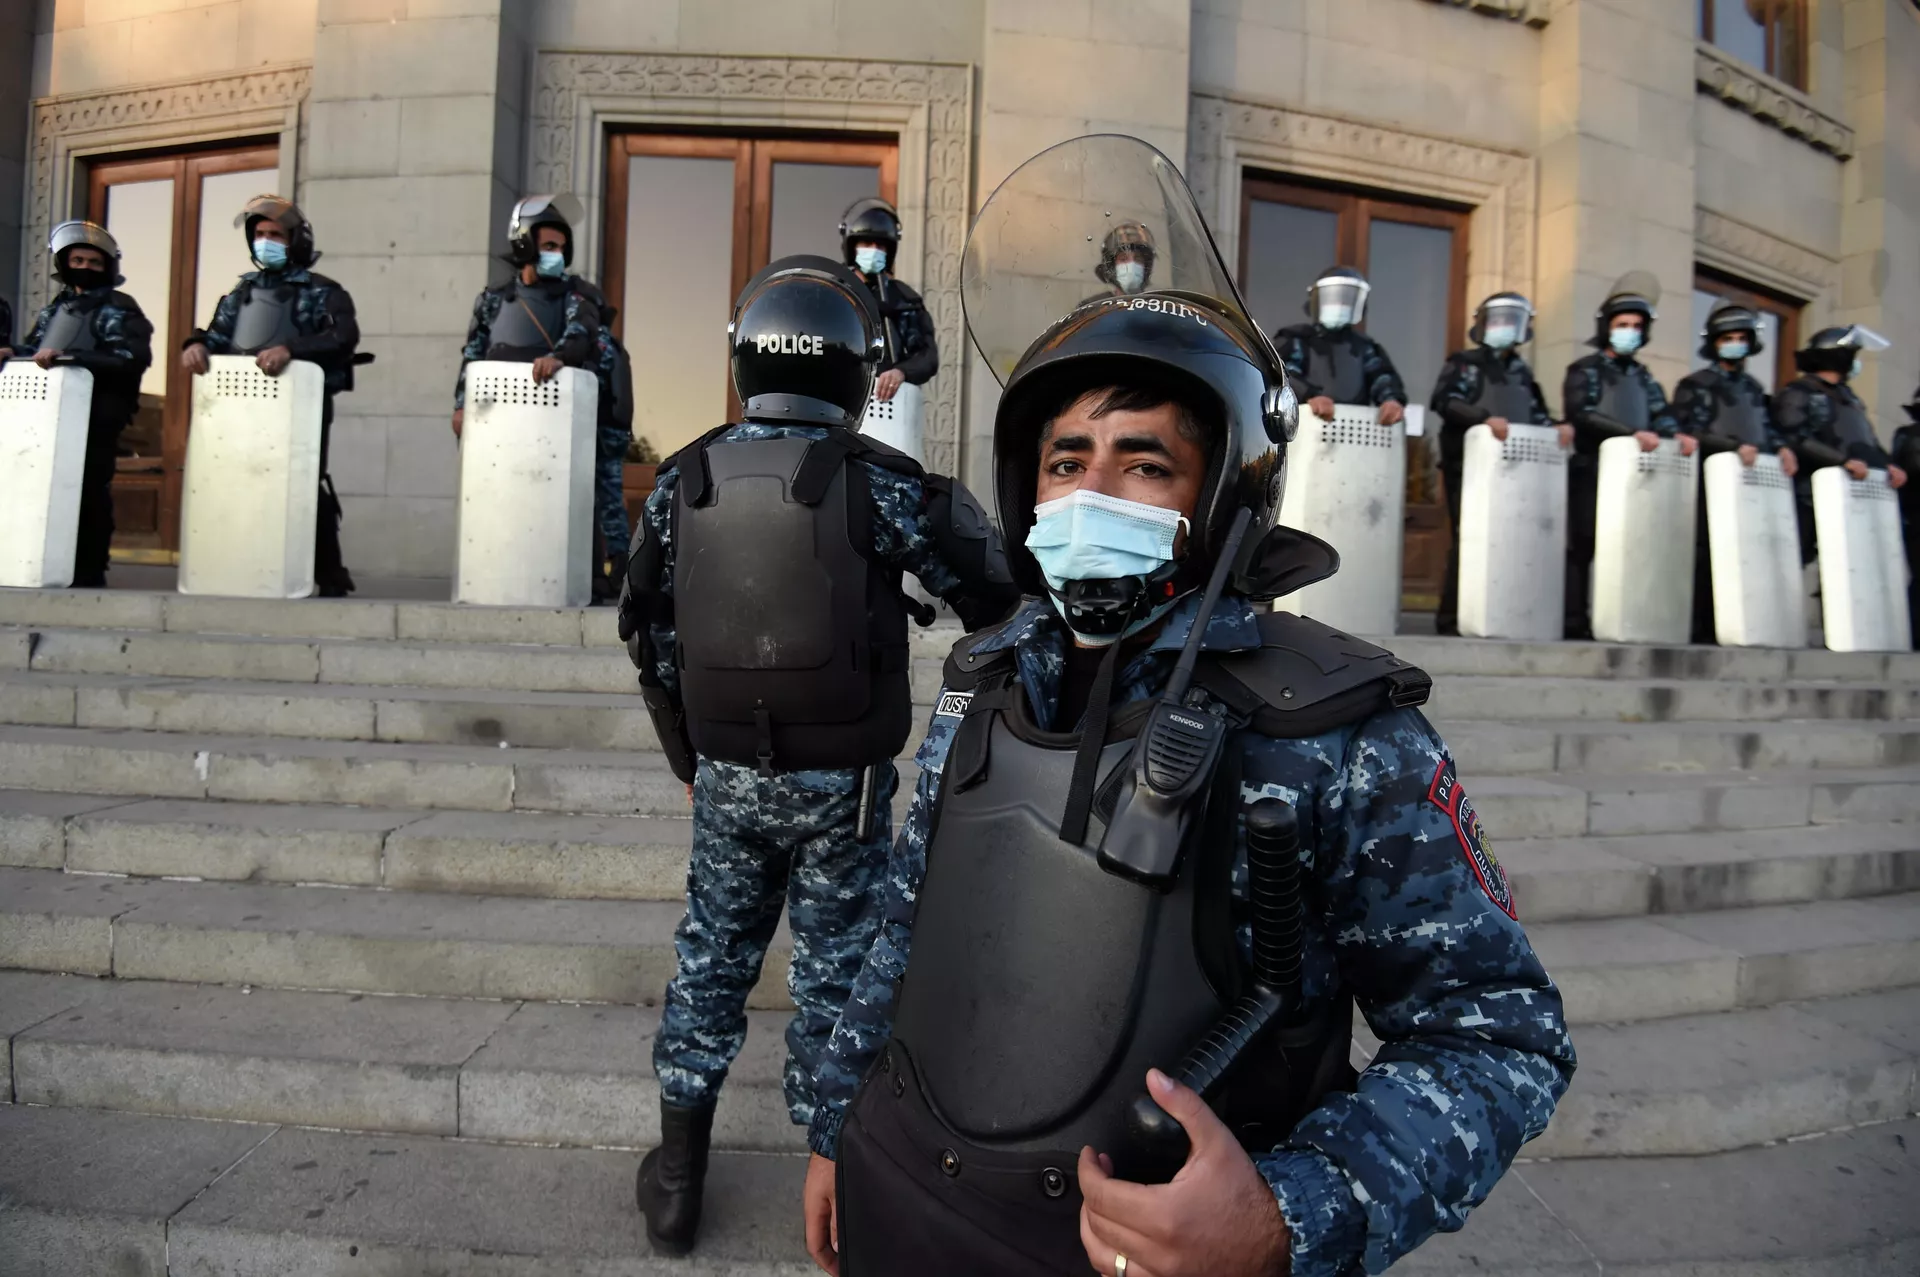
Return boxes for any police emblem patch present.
[935,689,975,718]
[1427,760,1514,919]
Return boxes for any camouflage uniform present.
[1767,374,1893,567]
[14,284,155,585]
[591,327,631,563]
[640,421,966,1125]
[1271,323,1408,408]
[452,276,602,410]
[809,595,1577,1277]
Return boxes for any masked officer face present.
[1035,388,1207,556]
[1608,312,1646,355]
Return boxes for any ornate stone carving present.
[532,53,973,474]
[1695,207,1838,300]
[1419,0,1549,26]
[1695,42,1853,159]
[26,65,309,313]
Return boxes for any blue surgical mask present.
[536,250,566,278]
[1318,302,1353,329]
[1484,325,1518,350]
[1850,358,1862,380]
[855,245,888,275]
[1026,489,1188,645]
[252,238,288,270]
[1608,327,1643,355]
[1717,340,1749,362]
[1114,261,1147,293]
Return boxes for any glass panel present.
[624,153,738,456]
[1241,198,1339,341]
[195,168,277,334]
[768,161,879,263]
[103,177,175,458]
[1364,218,1453,414]
[1710,0,1769,71]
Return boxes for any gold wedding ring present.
[1114,1255,1128,1277]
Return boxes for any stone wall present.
[526,0,986,68]
[0,4,33,325]
[29,0,318,99]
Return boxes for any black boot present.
[636,1101,715,1255]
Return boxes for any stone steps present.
[4,866,1916,1023]
[5,969,1913,1162]
[7,792,1917,922]
[3,1102,1914,1277]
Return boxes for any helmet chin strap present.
[1049,559,1185,642]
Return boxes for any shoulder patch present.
[935,689,974,718]
[1427,760,1514,919]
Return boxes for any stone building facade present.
[8,0,1918,588]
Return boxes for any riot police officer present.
[1672,303,1801,643]
[1428,292,1568,635]
[182,196,361,596]
[1774,326,1910,567]
[801,134,1573,1277]
[616,255,1018,1257]
[1097,220,1156,296]
[3,222,153,588]
[1272,266,1407,427]
[1560,281,1695,640]
[840,197,937,407]
[1895,386,1920,635]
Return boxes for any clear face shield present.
[509,194,585,244]
[1310,277,1369,329]
[1480,300,1531,348]
[1837,325,1892,355]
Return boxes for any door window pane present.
[1707,0,1768,69]
[195,168,277,333]
[769,162,879,263]
[624,154,738,456]
[1242,199,1338,337]
[1365,218,1453,409]
[103,177,174,457]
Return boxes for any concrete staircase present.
[0,587,1916,1274]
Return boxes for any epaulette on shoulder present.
[941,624,1018,691]
[1196,611,1430,739]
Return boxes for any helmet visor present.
[962,134,1255,385]
[1838,324,1892,354]
[510,193,585,240]
[1481,300,1532,333]
[233,195,302,232]
[1310,277,1368,325]
[49,220,119,259]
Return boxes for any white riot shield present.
[859,379,925,464]
[1704,452,1806,648]
[1457,423,1568,641]
[456,362,597,608]
[1592,436,1698,644]
[1813,467,1912,652]
[1276,404,1404,636]
[178,356,324,599]
[0,363,93,589]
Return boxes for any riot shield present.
[1813,467,1912,652]
[1276,404,1404,636]
[859,380,924,464]
[1703,452,1806,648]
[1457,422,1568,641]
[178,356,324,599]
[456,361,597,608]
[1592,436,1698,644]
[0,363,92,588]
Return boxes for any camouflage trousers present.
[596,423,632,563]
[654,757,898,1125]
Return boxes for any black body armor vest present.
[1700,371,1769,447]
[1594,360,1651,432]
[1829,390,1878,452]
[671,427,918,772]
[838,611,1432,1274]
[1302,333,1369,404]
[230,281,300,354]
[38,296,100,354]
[487,282,568,361]
[1472,360,1540,425]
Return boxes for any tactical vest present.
[38,296,100,354]
[1828,388,1878,453]
[1471,357,1540,425]
[1301,331,1369,404]
[1700,371,1770,448]
[1594,360,1651,432]
[230,281,301,354]
[486,282,569,361]
[670,427,918,772]
[838,610,1432,1274]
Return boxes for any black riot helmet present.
[1590,270,1660,347]
[1470,291,1534,346]
[1305,266,1370,328]
[729,254,884,427]
[1700,301,1764,360]
[235,195,317,269]
[839,197,901,268]
[1095,220,1157,292]
[1795,324,1891,376]
[507,194,584,268]
[965,135,1297,620]
[49,220,123,286]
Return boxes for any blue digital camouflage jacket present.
[808,595,1576,1277]
[1272,323,1409,407]
[1562,352,1679,455]
[1671,365,1786,450]
[453,275,603,410]
[1429,346,1553,431]
[15,284,155,416]
[195,267,360,396]
[1773,374,1893,470]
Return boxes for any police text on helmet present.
[754,332,827,355]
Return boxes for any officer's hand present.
[1891,465,1909,490]
[1307,395,1335,420]
[1377,400,1405,427]
[875,368,905,402]
[1487,415,1511,442]
[1778,447,1799,478]
[32,347,61,369]
[1556,422,1576,450]
[181,343,210,375]
[255,345,293,376]
[803,1153,840,1275]
[1677,433,1700,458]
[451,408,464,440]
[0,347,13,362]
[1845,459,1870,481]
[1633,430,1661,453]
[1737,444,1759,467]
[685,783,693,805]
[531,354,563,383]
[1079,1070,1290,1277]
